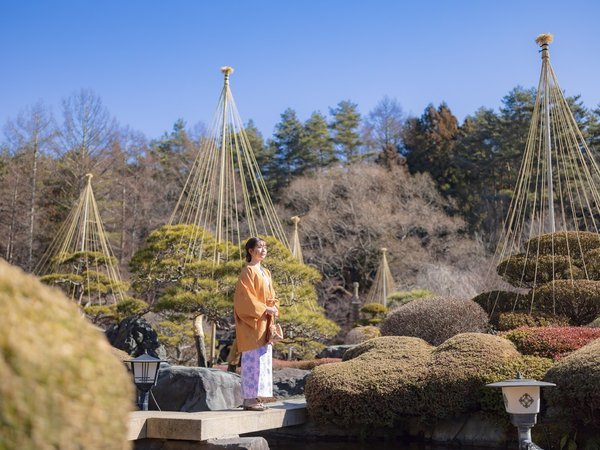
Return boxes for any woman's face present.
[250,241,267,263]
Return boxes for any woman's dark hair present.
[244,237,266,262]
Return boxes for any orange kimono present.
[234,264,279,353]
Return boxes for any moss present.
[380,297,489,346]
[0,260,134,450]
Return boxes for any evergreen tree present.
[329,100,362,163]
[271,108,307,190]
[302,111,336,169]
[403,103,459,194]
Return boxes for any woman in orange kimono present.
[234,237,279,411]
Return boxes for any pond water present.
[267,439,490,450]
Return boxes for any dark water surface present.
[268,439,490,450]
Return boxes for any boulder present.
[317,344,354,359]
[273,368,310,397]
[150,366,242,411]
[106,315,167,358]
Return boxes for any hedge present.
[306,337,433,428]
[502,326,600,360]
[497,312,570,331]
[545,337,600,426]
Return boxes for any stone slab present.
[128,398,307,442]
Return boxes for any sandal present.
[243,402,267,411]
[242,398,268,411]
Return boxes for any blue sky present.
[1,1,599,140]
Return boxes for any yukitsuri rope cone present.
[366,247,396,307]
[479,34,600,324]
[290,216,304,264]
[169,66,289,264]
[35,173,128,306]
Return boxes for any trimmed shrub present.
[502,326,600,360]
[344,326,381,345]
[342,336,430,362]
[497,312,570,331]
[306,333,553,428]
[380,297,489,346]
[545,337,600,426]
[528,231,600,261]
[534,280,600,325]
[358,302,388,325]
[0,260,133,450]
[584,248,600,279]
[305,337,433,427]
[423,333,552,419]
[471,290,530,321]
[497,254,583,288]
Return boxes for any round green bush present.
[306,337,433,428]
[380,297,489,345]
[471,290,530,316]
[545,337,600,426]
[423,333,552,419]
[534,280,600,325]
[528,231,600,261]
[344,326,381,345]
[0,260,134,450]
[497,254,583,288]
[497,312,570,331]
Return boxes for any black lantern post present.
[125,352,166,410]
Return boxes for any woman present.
[234,237,279,411]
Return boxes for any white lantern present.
[487,374,555,414]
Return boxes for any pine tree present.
[302,111,336,169]
[329,100,362,163]
[271,108,306,190]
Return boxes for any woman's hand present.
[265,306,278,316]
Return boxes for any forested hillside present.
[2,87,599,304]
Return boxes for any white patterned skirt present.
[241,344,273,399]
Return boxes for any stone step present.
[128,398,307,442]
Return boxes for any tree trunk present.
[27,136,39,271]
[6,174,19,262]
[193,315,208,367]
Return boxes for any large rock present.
[317,344,354,359]
[273,368,310,397]
[0,259,134,450]
[150,366,242,411]
[106,315,167,358]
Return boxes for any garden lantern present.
[487,372,555,450]
[125,352,166,410]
